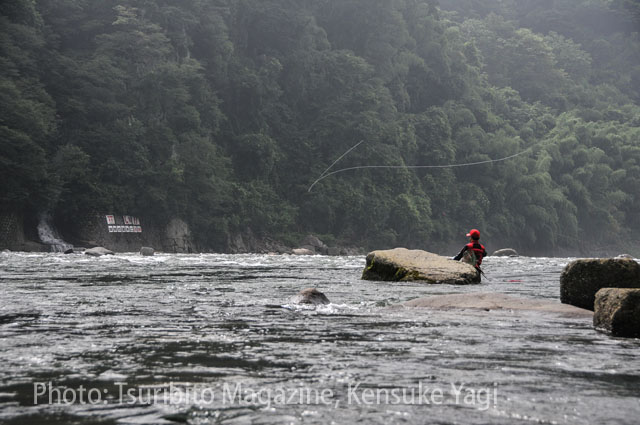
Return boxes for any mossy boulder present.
[594,288,640,337]
[362,248,480,284]
[560,258,640,311]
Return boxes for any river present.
[0,252,639,424]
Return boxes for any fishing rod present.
[477,266,491,282]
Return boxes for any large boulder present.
[362,248,480,284]
[291,248,314,255]
[560,258,640,310]
[85,247,114,257]
[290,288,330,305]
[594,288,640,337]
[492,248,518,257]
[401,292,592,317]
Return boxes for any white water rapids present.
[0,252,638,424]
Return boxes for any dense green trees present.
[1,0,639,254]
[0,2,54,212]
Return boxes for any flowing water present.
[36,215,73,253]
[0,252,639,424]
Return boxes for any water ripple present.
[0,253,638,424]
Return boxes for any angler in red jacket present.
[453,228,486,270]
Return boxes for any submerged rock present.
[140,246,155,256]
[560,258,640,311]
[64,248,74,254]
[84,247,115,257]
[401,292,592,317]
[362,248,480,284]
[492,248,518,257]
[594,288,640,337]
[290,288,330,305]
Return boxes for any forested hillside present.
[1,0,639,254]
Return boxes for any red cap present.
[466,229,480,239]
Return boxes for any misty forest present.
[2,0,640,255]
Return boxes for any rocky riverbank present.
[0,212,363,255]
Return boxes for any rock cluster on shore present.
[290,235,362,256]
[361,248,480,284]
[228,232,361,256]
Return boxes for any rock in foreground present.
[290,288,330,305]
[560,258,640,310]
[362,248,480,284]
[402,292,592,317]
[594,288,640,337]
[85,247,114,257]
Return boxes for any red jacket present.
[453,242,486,267]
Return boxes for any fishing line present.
[316,139,366,181]
[308,140,532,192]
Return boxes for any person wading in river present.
[453,229,487,275]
